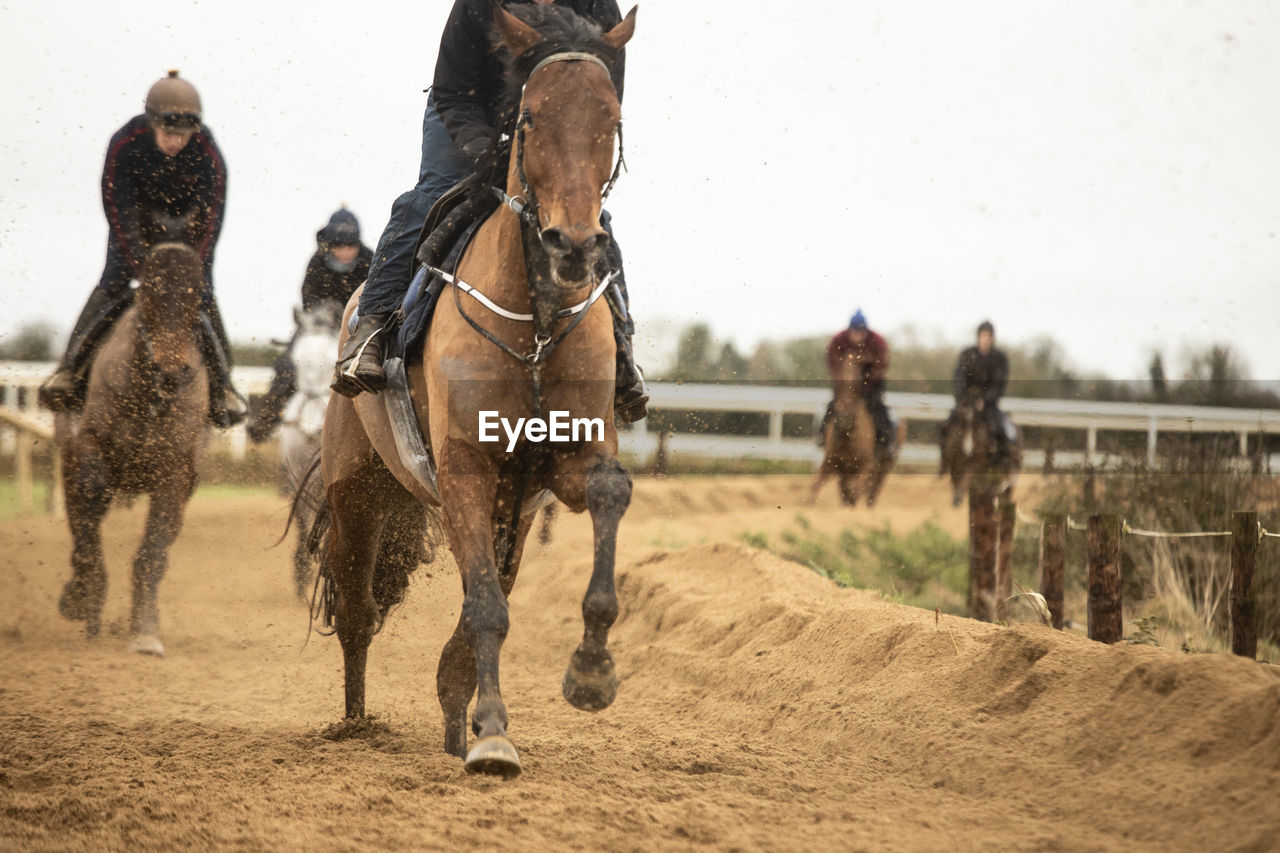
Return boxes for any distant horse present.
[810,356,900,506]
[311,5,637,776]
[940,403,1022,505]
[278,301,341,596]
[57,213,209,655]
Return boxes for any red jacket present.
[827,329,889,391]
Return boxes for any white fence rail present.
[4,362,1279,475]
[616,383,1280,470]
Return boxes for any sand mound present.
[2,479,1277,851]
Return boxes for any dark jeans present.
[361,93,470,315]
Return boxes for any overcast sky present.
[4,1,1279,381]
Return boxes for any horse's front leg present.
[129,472,195,656]
[60,442,112,639]
[554,454,632,712]
[437,439,520,775]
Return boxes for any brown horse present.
[314,5,636,776]
[57,216,210,655]
[810,356,900,506]
[940,404,1022,506]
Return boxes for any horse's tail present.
[294,456,444,637]
[365,501,444,633]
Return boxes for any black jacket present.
[432,0,625,155]
[954,346,1009,406]
[102,114,227,279]
[301,245,374,311]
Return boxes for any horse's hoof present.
[563,653,618,712]
[58,581,90,621]
[465,735,522,778]
[129,635,165,657]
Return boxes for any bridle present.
[493,50,627,232]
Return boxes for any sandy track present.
[2,475,1278,851]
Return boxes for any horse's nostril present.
[540,228,572,256]
[591,232,611,254]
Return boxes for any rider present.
[38,70,246,428]
[824,309,893,450]
[949,319,1013,461]
[246,207,373,442]
[330,0,648,423]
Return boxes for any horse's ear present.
[601,6,637,53]
[494,3,544,57]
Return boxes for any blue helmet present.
[848,309,868,331]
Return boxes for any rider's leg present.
[39,249,134,411]
[246,349,297,443]
[333,93,468,397]
[599,210,648,424]
[984,404,1008,460]
[198,289,248,428]
[869,388,892,448]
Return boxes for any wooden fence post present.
[16,430,34,515]
[1231,510,1258,659]
[1087,514,1123,643]
[1039,514,1066,630]
[995,498,1016,619]
[968,488,998,622]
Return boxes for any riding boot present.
[602,252,648,424]
[38,287,131,412]
[331,312,391,398]
[246,353,297,443]
[199,314,248,429]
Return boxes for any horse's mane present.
[475,4,618,188]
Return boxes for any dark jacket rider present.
[39,71,245,428]
[247,208,373,443]
[332,0,647,424]
[951,320,1013,456]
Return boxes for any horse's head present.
[495,4,636,294]
[833,355,863,389]
[141,209,206,250]
[138,242,204,375]
[295,300,344,336]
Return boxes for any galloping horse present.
[940,404,1022,506]
[57,213,210,655]
[279,301,342,596]
[314,5,636,776]
[810,356,899,506]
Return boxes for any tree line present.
[660,322,1279,409]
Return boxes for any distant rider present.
[246,208,373,443]
[824,309,893,449]
[949,320,1013,460]
[38,70,246,428]
[330,0,648,423]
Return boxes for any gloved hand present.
[461,136,493,161]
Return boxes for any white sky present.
[3,0,1279,381]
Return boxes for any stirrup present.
[614,364,649,425]
[331,314,390,398]
[210,389,248,429]
[38,369,81,412]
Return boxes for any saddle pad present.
[391,215,486,364]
